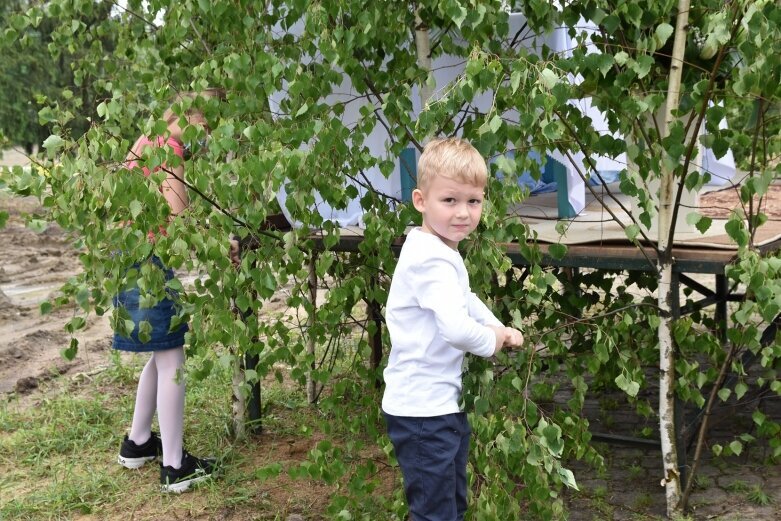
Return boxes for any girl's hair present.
[416,137,488,189]
[162,88,226,124]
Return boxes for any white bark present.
[414,8,433,110]
[306,253,318,403]
[231,349,247,440]
[658,0,690,516]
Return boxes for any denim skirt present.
[112,258,188,352]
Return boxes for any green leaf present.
[510,69,522,93]
[138,320,152,344]
[75,286,90,310]
[734,381,748,400]
[0,211,8,228]
[448,3,468,28]
[632,55,654,79]
[725,219,748,248]
[539,69,558,89]
[61,337,78,361]
[129,200,142,219]
[602,15,620,34]
[474,396,489,416]
[27,219,48,233]
[625,224,640,241]
[729,440,743,456]
[548,243,567,260]
[38,106,56,124]
[42,134,65,151]
[488,115,502,134]
[654,23,674,47]
[527,444,542,466]
[615,373,640,397]
[495,433,510,454]
[762,302,779,323]
[695,216,712,234]
[255,463,283,481]
[733,305,752,325]
[717,388,731,402]
[595,53,614,77]
[686,212,712,233]
[558,467,579,490]
[65,316,86,333]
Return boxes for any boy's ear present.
[412,188,425,213]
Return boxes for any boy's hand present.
[229,238,241,267]
[488,326,524,355]
[502,327,524,348]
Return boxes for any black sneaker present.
[160,450,216,493]
[117,432,162,469]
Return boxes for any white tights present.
[128,347,185,469]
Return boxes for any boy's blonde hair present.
[162,88,225,124]
[416,137,488,190]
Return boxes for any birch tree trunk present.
[414,7,433,111]
[231,348,247,439]
[306,253,318,403]
[657,0,690,516]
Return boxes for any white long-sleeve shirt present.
[382,228,502,417]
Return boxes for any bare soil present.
[0,193,114,395]
[700,185,781,219]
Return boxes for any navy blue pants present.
[384,412,471,521]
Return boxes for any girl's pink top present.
[126,135,184,175]
[124,135,185,239]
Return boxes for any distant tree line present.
[0,0,113,152]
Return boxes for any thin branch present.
[747,99,767,246]
[680,341,738,508]
[189,19,212,55]
[364,77,423,152]
[125,147,281,242]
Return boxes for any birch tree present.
[656,1,690,514]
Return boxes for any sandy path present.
[0,193,114,395]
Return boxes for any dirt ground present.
[0,148,113,396]
[0,191,114,395]
[699,184,781,219]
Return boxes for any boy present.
[382,137,524,520]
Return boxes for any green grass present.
[0,356,281,519]
[627,462,644,480]
[746,484,773,506]
[693,473,713,489]
[0,315,381,517]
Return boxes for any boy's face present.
[412,175,484,249]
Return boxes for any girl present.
[114,89,225,493]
